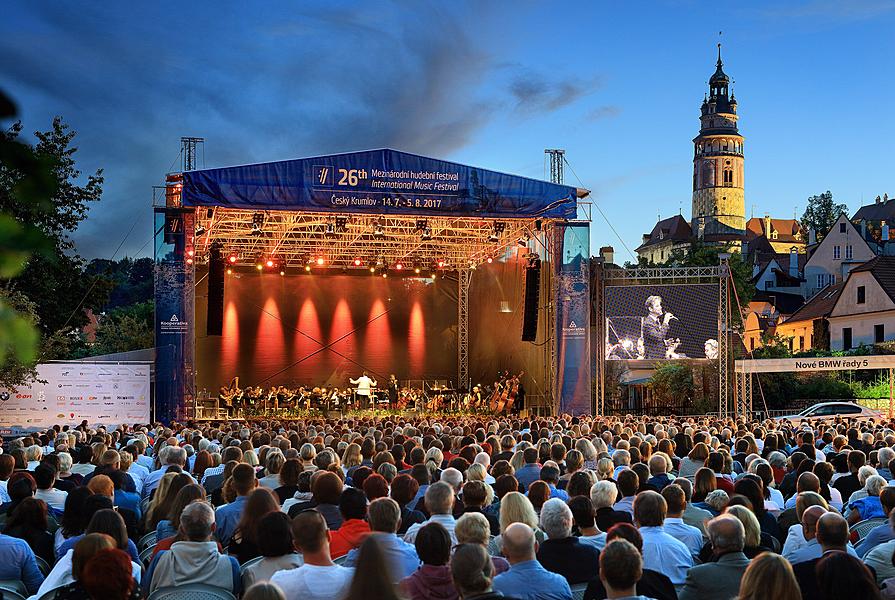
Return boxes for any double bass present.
[489,371,508,412]
[503,372,524,414]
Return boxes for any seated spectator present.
[330,487,371,559]
[527,480,551,516]
[216,463,260,546]
[404,482,459,544]
[228,487,281,563]
[633,490,693,586]
[490,491,544,556]
[857,487,895,557]
[817,551,882,600]
[835,450,866,504]
[647,454,673,491]
[596,539,646,600]
[660,484,703,559]
[391,473,426,535]
[451,543,512,600]
[736,552,801,600]
[847,477,889,524]
[515,448,542,491]
[0,526,45,594]
[244,582,287,600]
[286,470,344,531]
[782,491,829,558]
[493,522,572,600]
[156,483,206,542]
[456,512,508,576]
[692,467,717,508]
[679,515,750,600]
[363,473,390,501]
[787,506,858,564]
[4,496,54,565]
[568,495,606,550]
[457,480,499,535]
[58,501,139,562]
[145,501,241,595]
[346,497,418,581]
[590,480,631,532]
[673,477,712,536]
[679,443,710,480]
[33,533,124,600]
[146,472,191,531]
[539,465,569,501]
[703,489,730,516]
[241,511,303,588]
[258,449,285,489]
[273,458,302,504]
[793,511,853,600]
[344,536,403,600]
[613,470,638,516]
[34,462,67,511]
[536,498,599,585]
[56,547,139,600]
[400,522,458,600]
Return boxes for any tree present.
[664,242,756,308]
[90,301,153,356]
[801,191,848,241]
[650,362,694,412]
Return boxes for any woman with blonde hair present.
[574,438,598,470]
[488,491,545,555]
[509,450,526,473]
[559,450,583,486]
[144,472,176,529]
[244,450,259,468]
[425,447,444,479]
[341,443,362,475]
[737,552,800,600]
[595,457,614,482]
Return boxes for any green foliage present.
[664,242,755,308]
[90,301,153,356]
[87,257,154,309]
[650,362,694,404]
[801,191,848,241]
[752,333,792,358]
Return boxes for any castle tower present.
[691,44,745,240]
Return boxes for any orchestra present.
[211,371,527,418]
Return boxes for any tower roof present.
[710,43,730,85]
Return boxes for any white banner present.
[0,362,151,433]
[736,355,895,374]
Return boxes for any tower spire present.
[717,42,722,67]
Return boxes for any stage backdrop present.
[195,271,458,391]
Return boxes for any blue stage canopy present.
[181,148,578,219]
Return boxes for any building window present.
[817,274,825,289]
[723,169,733,186]
[846,245,853,259]
[833,245,841,259]
[857,285,866,304]
[843,327,853,350]
[840,222,847,233]
[875,324,885,343]
[799,336,804,351]
[750,338,755,351]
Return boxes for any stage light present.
[256,264,263,271]
[415,219,427,231]
[437,260,445,269]
[186,257,193,265]
[316,257,325,266]
[195,225,206,237]
[228,254,238,264]
[226,268,232,275]
[266,259,275,268]
[488,221,505,243]
[354,258,362,267]
[395,262,403,270]
[251,212,265,235]
[373,221,384,238]
[517,234,530,247]
[421,228,432,241]
[279,270,285,276]
[414,267,421,274]
[369,266,376,273]
[376,257,384,267]
[487,256,494,264]
[382,272,388,278]
[186,249,194,257]
[305,265,312,272]
[335,216,348,232]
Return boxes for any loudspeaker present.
[521,262,541,341]
[207,244,225,336]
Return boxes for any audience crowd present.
[0,412,893,599]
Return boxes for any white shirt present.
[578,533,607,551]
[782,524,809,559]
[639,525,694,586]
[35,488,68,512]
[270,563,354,600]
[349,375,376,395]
[403,514,458,545]
[29,548,142,600]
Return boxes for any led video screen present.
[605,284,719,361]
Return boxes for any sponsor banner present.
[553,222,591,415]
[181,149,577,219]
[0,363,150,433]
[736,355,895,374]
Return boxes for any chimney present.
[764,214,771,235]
[808,227,816,245]
[886,193,890,204]
[599,246,615,265]
[877,195,882,204]
[884,220,890,242]
[789,247,799,278]
[642,234,651,245]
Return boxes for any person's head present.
[167,483,207,529]
[311,471,343,504]
[539,498,573,540]
[86,473,114,498]
[617,469,639,497]
[590,479,618,509]
[179,500,216,542]
[737,552,801,600]
[7,496,48,531]
[425,481,456,516]
[80,548,134,600]
[660,484,686,517]
[291,509,329,555]
[451,543,494,598]
[498,491,538,533]
[85,509,128,551]
[237,487,281,545]
[633,490,666,527]
[526,480,551,512]
[455,512,491,546]
[389,474,419,507]
[33,462,56,490]
[816,551,882,600]
[257,511,295,558]
[461,480,487,509]
[232,463,259,497]
[243,583,287,600]
[693,467,717,501]
[567,495,596,532]
[345,536,401,600]
[367,497,401,534]
[71,533,116,581]
[795,491,828,522]
[599,539,642,595]
[339,487,368,521]
[707,514,745,555]
[501,522,536,563]
[801,505,828,541]
[815,511,849,551]
[724,504,762,548]
[645,295,662,316]
[415,522,452,566]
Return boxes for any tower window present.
[723,169,733,186]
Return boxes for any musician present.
[349,371,377,408]
[387,374,399,408]
[513,380,525,414]
[642,295,676,360]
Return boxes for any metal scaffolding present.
[718,255,731,418]
[458,268,471,392]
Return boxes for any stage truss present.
[596,262,732,418]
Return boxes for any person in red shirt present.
[329,488,370,558]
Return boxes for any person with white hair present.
[843,466,882,516]
[591,480,632,532]
[474,452,496,484]
[847,476,889,524]
[535,498,599,585]
[440,467,464,493]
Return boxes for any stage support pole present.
[458,268,471,393]
[718,254,731,419]
[889,368,893,420]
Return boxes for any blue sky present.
[2,1,893,261]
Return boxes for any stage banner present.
[181,149,578,219]
[0,362,150,434]
[154,208,196,424]
[552,222,591,415]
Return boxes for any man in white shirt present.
[660,484,704,559]
[404,482,458,544]
[349,372,377,408]
[633,490,693,586]
[33,463,67,512]
[270,509,354,600]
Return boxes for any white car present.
[776,401,883,424]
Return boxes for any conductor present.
[642,295,675,360]
[350,371,377,408]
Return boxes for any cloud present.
[586,105,622,121]
[509,73,602,115]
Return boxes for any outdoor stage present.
[154,149,592,424]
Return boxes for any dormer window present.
[771,231,778,239]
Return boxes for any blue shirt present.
[215,495,249,546]
[345,533,419,581]
[516,464,543,491]
[0,533,44,594]
[788,538,858,565]
[156,519,178,541]
[663,518,704,558]
[547,485,569,501]
[492,559,573,600]
[57,534,140,563]
[850,496,885,520]
[639,525,694,586]
[856,523,895,558]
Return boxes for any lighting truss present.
[191,208,542,269]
